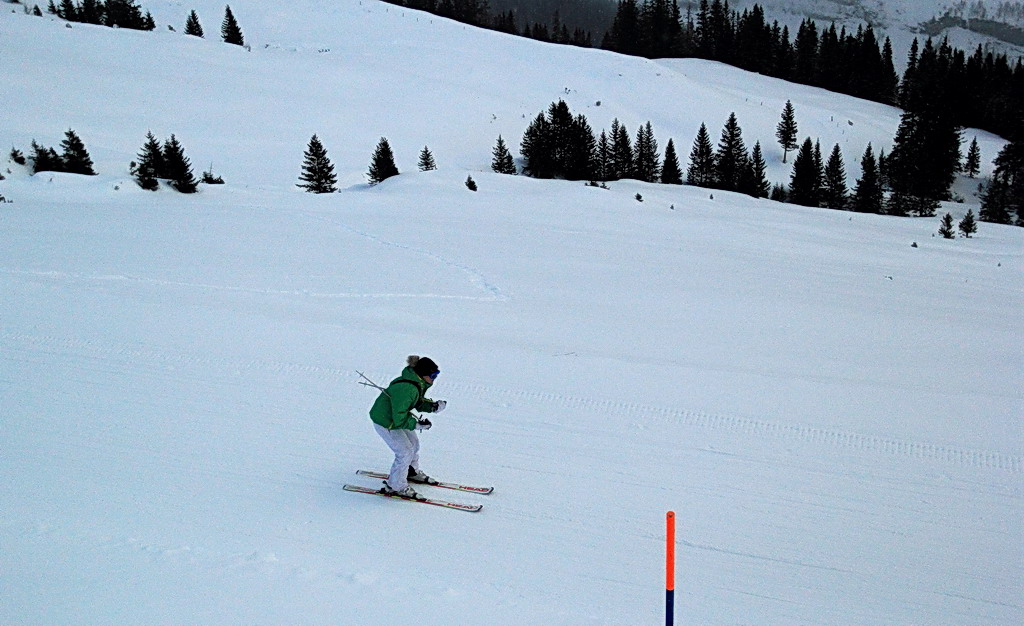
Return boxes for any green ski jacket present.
[368,366,438,430]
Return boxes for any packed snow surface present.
[1,2,1021,624]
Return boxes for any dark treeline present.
[380,0,598,47]
[602,0,1023,140]
[45,0,155,31]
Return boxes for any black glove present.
[416,418,432,431]
[432,400,447,412]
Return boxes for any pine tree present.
[610,119,634,180]
[221,5,244,46]
[596,130,611,181]
[633,122,660,183]
[958,209,977,238]
[564,114,597,181]
[788,138,821,207]
[297,134,337,193]
[491,136,516,174]
[686,122,715,187]
[748,141,770,197]
[77,0,102,24]
[776,99,798,163]
[46,0,57,15]
[58,0,76,21]
[29,140,62,174]
[417,146,437,172]
[660,138,682,184]
[979,139,1022,226]
[714,112,747,191]
[185,10,204,37]
[10,147,26,165]
[822,144,847,209]
[133,132,164,190]
[938,213,956,238]
[60,129,96,175]
[964,137,980,178]
[367,137,399,185]
[521,112,553,178]
[851,143,883,213]
[162,135,198,193]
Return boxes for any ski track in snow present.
[298,210,508,302]
[3,330,1018,474]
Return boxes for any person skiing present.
[368,355,447,499]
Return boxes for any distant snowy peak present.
[724,0,1023,65]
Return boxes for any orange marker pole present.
[666,511,675,625]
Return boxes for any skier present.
[369,355,447,499]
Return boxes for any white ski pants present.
[373,423,420,491]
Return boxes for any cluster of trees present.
[42,0,155,31]
[514,100,687,185]
[979,139,1024,225]
[8,129,212,194]
[131,133,201,192]
[298,135,439,193]
[17,130,97,176]
[938,210,978,238]
[182,6,246,45]
[34,1,247,47]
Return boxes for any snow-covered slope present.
[1,3,1022,624]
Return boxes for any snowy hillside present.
[1,2,1022,624]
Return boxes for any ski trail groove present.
[3,331,1019,473]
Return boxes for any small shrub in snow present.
[635,193,643,202]
[465,175,477,191]
[10,147,26,165]
[938,213,956,239]
[201,166,224,184]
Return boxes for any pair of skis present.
[344,470,492,513]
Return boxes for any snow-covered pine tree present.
[60,129,96,175]
[222,5,244,46]
[491,136,516,174]
[297,134,337,193]
[776,99,798,163]
[938,213,956,238]
[418,146,437,172]
[958,209,978,238]
[660,138,682,185]
[367,137,399,185]
[964,137,980,178]
[851,143,883,214]
[162,135,198,193]
[686,122,715,187]
[822,143,847,209]
[185,10,204,37]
